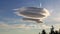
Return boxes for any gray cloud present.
[14,7,50,23]
[23,18,43,23]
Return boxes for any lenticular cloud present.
[14,7,50,23]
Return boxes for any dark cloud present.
[23,18,43,23]
[14,7,50,23]
[20,11,45,18]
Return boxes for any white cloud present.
[0,22,50,30]
[2,17,25,24]
[0,23,31,29]
[46,17,60,23]
[0,21,60,30]
[0,23,8,28]
[41,24,51,29]
[13,8,19,10]
[52,17,60,22]
[54,24,60,30]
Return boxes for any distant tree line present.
[39,26,60,34]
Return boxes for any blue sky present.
[0,0,60,34]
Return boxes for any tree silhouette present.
[38,25,60,34]
[41,29,46,34]
[49,25,55,34]
[54,30,59,34]
[39,32,40,34]
[59,29,60,34]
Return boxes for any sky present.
[0,0,60,34]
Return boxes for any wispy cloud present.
[52,17,60,22]
[54,24,60,30]
[0,21,60,30]
[47,17,60,23]
[0,22,50,30]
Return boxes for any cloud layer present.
[0,22,60,30]
[14,7,50,23]
[0,23,50,30]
